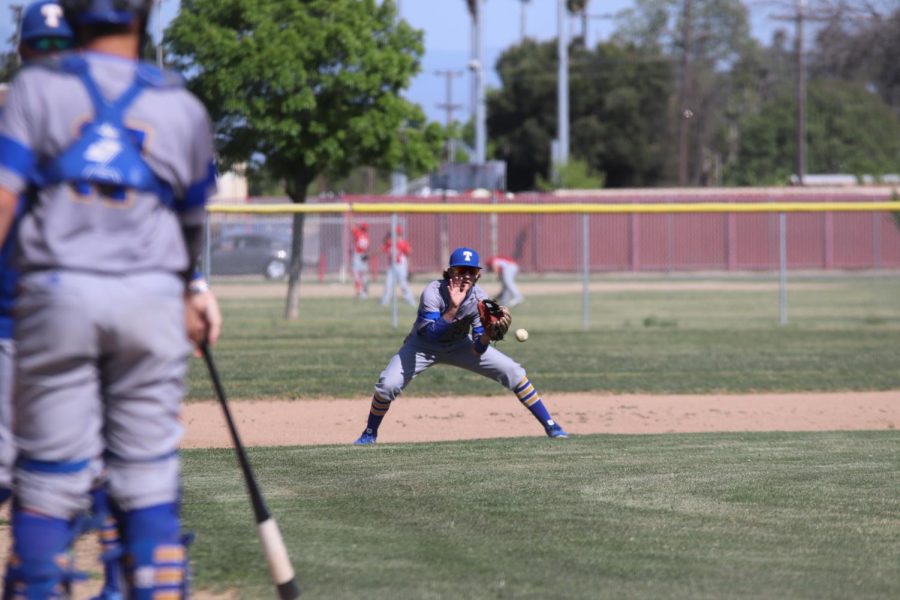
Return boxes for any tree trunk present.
[284,176,310,320]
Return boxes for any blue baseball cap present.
[60,0,152,26]
[449,247,481,269]
[20,0,73,42]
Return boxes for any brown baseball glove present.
[478,299,512,341]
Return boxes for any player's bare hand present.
[448,281,468,308]
[185,288,222,352]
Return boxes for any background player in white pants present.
[486,255,524,307]
[0,1,221,597]
[0,0,76,507]
[355,247,568,444]
[380,225,417,307]
[350,221,371,299]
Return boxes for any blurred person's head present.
[60,0,152,56]
[18,0,74,62]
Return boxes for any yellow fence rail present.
[207,201,900,215]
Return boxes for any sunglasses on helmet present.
[27,37,74,52]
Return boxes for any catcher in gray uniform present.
[0,0,76,509]
[0,1,221,597]
[354,247,568,444]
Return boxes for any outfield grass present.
[187,274,900,399]
[184,431,900,599]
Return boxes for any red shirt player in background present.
[485,255,524,307]
[350,221,371,299]
[380,225,416,307]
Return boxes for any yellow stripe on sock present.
[155,567,184,585]
[154,546,185,563]
[522,395,540,407]
[516,384,535,400]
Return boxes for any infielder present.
[486,255,524,307]
[355,247,568,444]
[350,221,371,299]
[379,225,417,307]
[0,1,221,597]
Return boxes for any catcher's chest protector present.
[38,55,177,206]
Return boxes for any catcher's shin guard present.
[3,509,87,599]
[89,487,124,600]
[121,503,189,600]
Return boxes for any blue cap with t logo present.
[449,247,481,269]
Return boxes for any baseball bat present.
[201,344,301,599]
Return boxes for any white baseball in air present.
[515,328,529,342]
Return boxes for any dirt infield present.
[182,391,899,447]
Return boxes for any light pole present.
[519,0,530,41]
[155,0,164,68]
[469,0,486,165]
[794,0,807,185]
[556,0,570,169]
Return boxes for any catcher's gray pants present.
[0,338,14,489]
[14,271,190,518]
[374,334,527,402]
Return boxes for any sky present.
[2,0,786,123]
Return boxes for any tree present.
[725,79,900,185]
[535,158,604,190]
[166,0,444,318]
[613,0,754,184]
[1,4,23,83]
[487,38,671,190]
[810,2,900,116]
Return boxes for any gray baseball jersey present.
[0,53,215,518]
[0,53,213,275]
[374,279,526,402]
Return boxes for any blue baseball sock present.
[513,377,555,428]
[364,394,391,434]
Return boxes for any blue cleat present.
[545,422,569,439]
[354,428,378,445]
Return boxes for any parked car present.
[209,233,290,279]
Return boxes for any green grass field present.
[187,274,900,399]
[184,432,900,599]
[182,274,900,598]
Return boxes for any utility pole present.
[391,0,407,195]
[772,0,833,186]
[468,0,486,165]
[556,0,570,168]
[677,0,694,186]
[11,4,24,68]
[156,0,164,68]
[435,70,464,162]
[794,0,807,185]
[519,0,530,42]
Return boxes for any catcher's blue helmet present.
[60,0,152,26]
[449,247,481,269]
[20,0,74,42]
